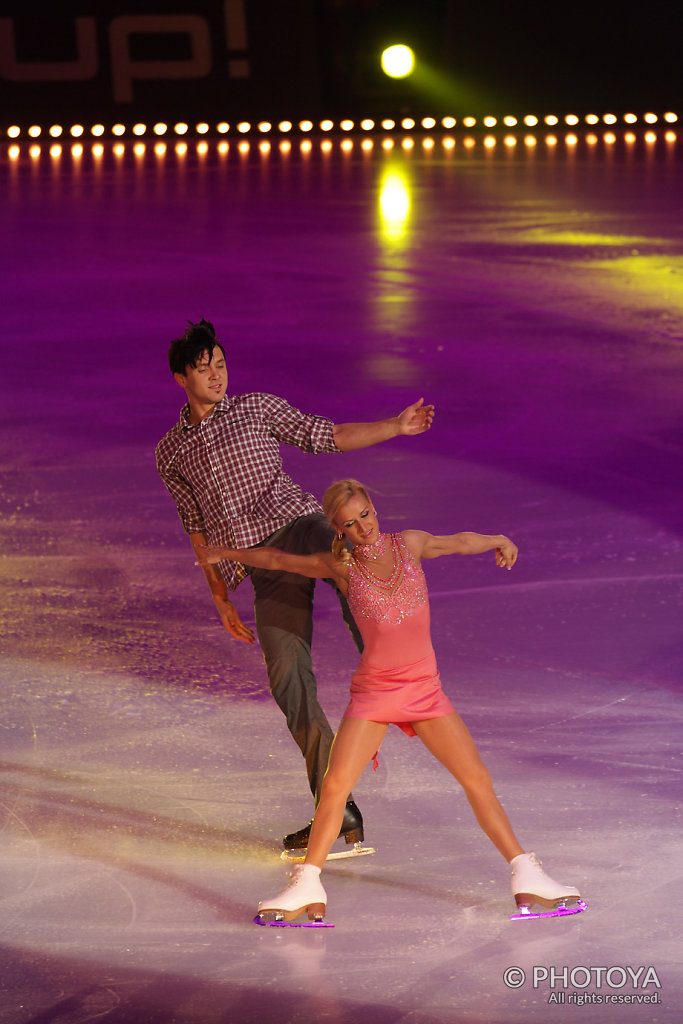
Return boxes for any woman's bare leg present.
[413,714,524,862]
[305,718,388,869]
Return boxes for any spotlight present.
[381,44,415,79]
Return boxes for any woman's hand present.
[195,544,232,565]
[495,538,518,570]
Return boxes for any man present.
[156,319,434,852]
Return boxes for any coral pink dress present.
[344,532,456,737]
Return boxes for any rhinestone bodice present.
[348,533,427,626]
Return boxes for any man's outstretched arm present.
[332,398,434,452]
[189,532,255,645]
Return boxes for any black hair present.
[168,318,226,375]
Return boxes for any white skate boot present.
[254,864,333,928]
[510,852,587,920]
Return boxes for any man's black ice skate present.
[281,800,376,862]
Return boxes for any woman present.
[197,479,585,924]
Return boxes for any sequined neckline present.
[352,534,403,592]
[348,532,427,625]
[353,532,387,562]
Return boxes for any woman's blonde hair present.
[322,479,372,562]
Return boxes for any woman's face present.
[334,492,379,547]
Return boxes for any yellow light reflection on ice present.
[379,168,410,243]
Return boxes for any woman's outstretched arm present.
[402,530,518,568]
[195,544,342,580]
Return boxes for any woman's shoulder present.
[397,529,428,560]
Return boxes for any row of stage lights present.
[7,130,678,163]
[4,110,679,142]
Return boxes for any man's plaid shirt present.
[155,392,340,590]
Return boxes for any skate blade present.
[253,912,334,928]
[511,898,588,921]
[281,843,376,863]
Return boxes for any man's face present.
[174,347,228,407]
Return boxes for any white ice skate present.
[510,852,587,920]
[254,864,334,928]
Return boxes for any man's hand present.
[214,595,256,644]
[396,397,434,435]
[333,397,435,451]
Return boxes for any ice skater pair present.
[197,479,586,925]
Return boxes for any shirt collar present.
[178,394,231,431]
